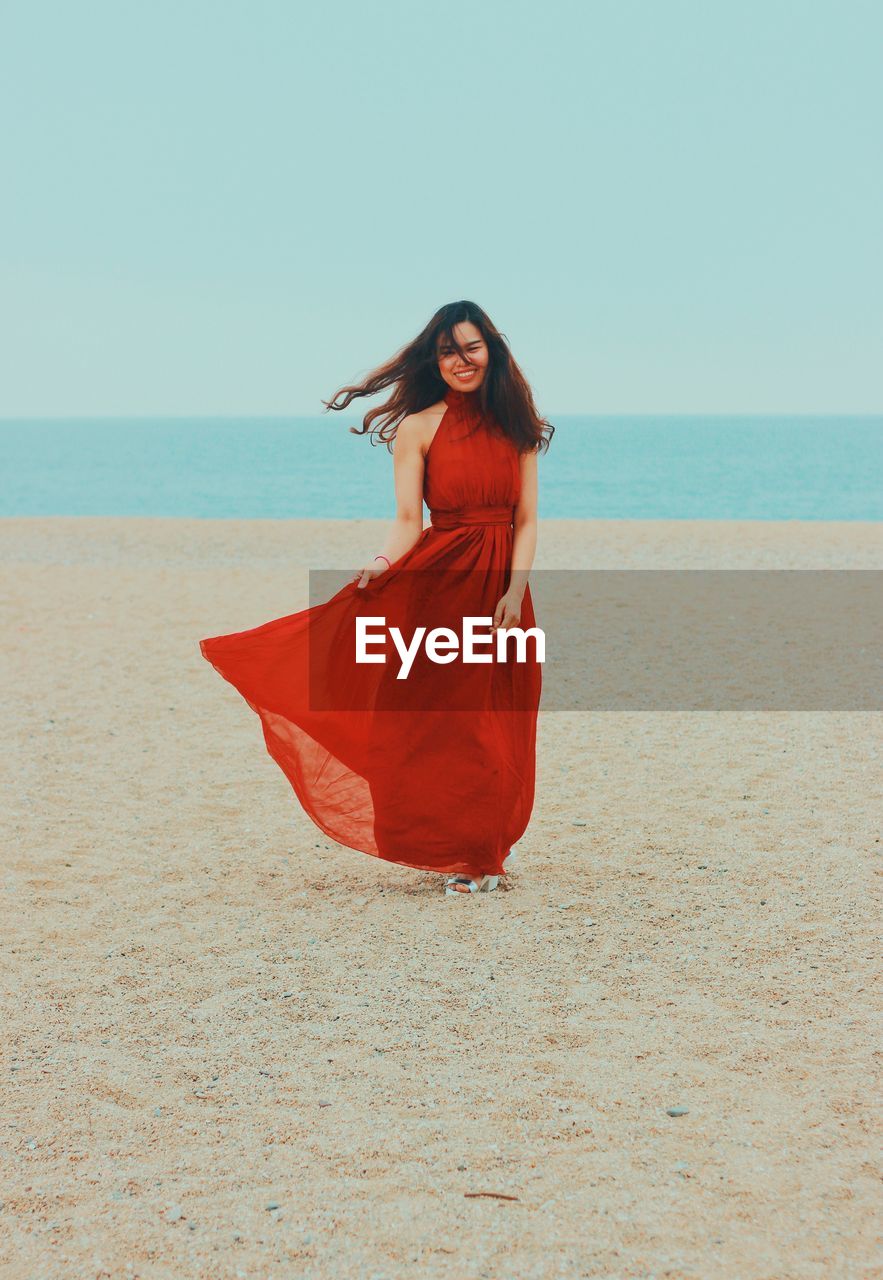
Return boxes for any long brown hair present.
[322,300,554,455]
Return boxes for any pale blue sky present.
[1,0,880,415]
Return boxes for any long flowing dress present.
[198,384,542,879]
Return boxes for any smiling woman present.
[199,300,553,896]
[439,329,488,388]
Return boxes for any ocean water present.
[1,415,881,520]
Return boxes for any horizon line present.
[1,410,882,422]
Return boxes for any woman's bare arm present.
[355,415,428,584]
[507,448,538,602]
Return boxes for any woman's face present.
[437,321,489,392]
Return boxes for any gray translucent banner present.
[308,569,882,711]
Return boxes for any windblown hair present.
[322,300,554,455]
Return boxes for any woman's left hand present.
[492,589,523,633]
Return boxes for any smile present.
[454,369,477,379]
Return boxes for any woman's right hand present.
[352,557,390,589]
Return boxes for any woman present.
[199,300,553,896]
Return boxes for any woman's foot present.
[444,874,499,895]
[444,848,519,894]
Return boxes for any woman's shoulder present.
[401,400,447,427]
[396,402,447,454]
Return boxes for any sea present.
[2,415,881,520]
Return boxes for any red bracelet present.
[374,554,391,568]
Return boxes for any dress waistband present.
[429,504,516,530]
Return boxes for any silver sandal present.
[444,874,500,896]
[443,847,520,895]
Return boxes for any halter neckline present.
[443,385,480,409]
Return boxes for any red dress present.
[199,385,542,879]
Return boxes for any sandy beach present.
[3,515,881,1279]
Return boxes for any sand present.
[2,516,881,1280]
